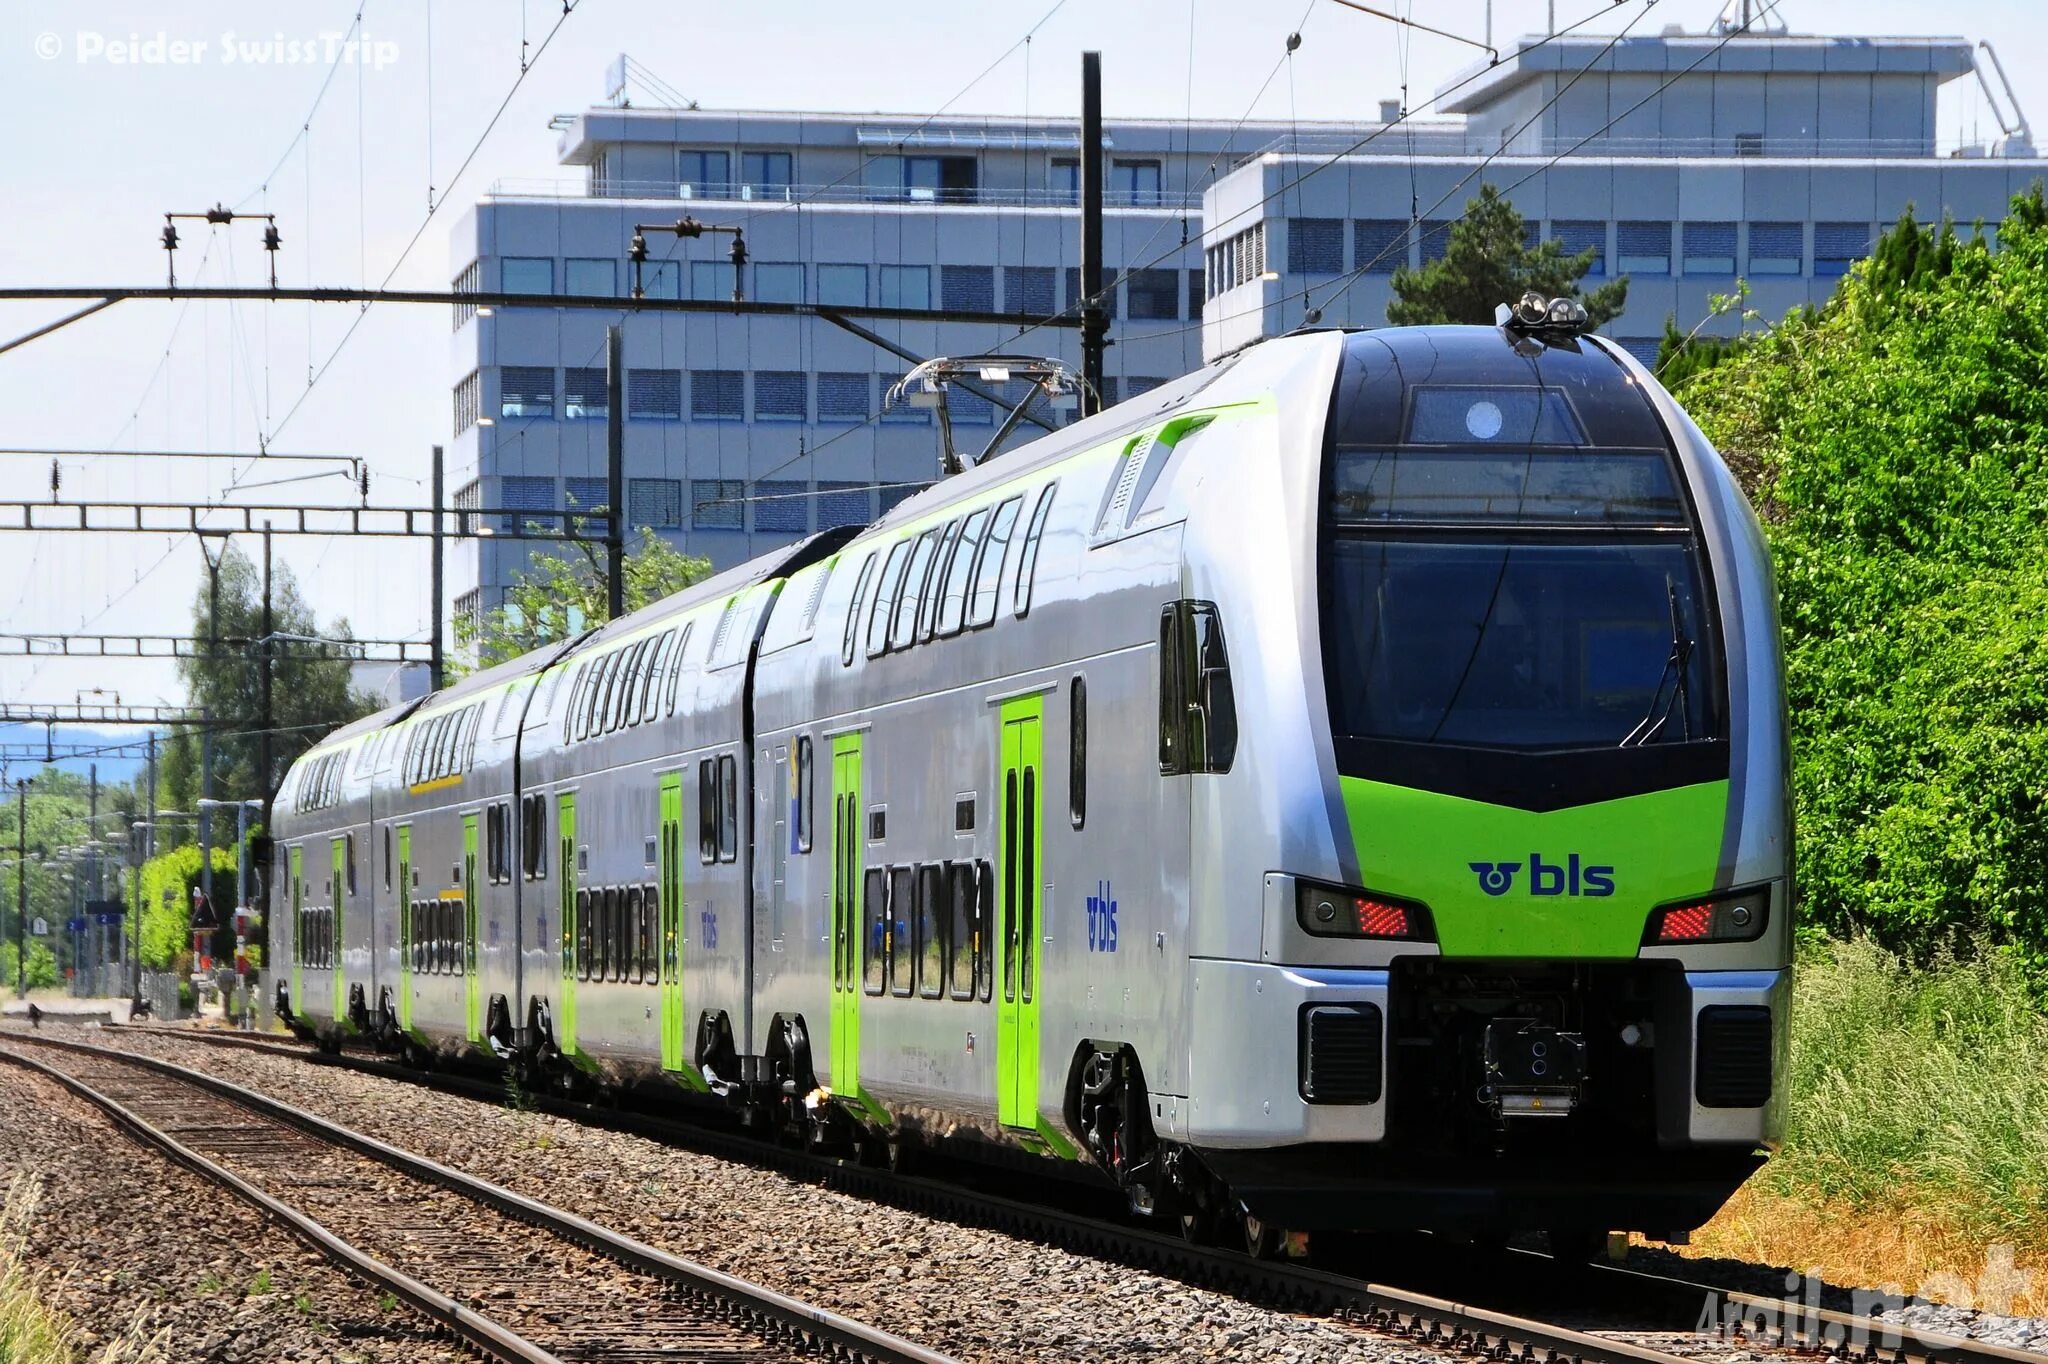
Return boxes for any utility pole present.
[87,764,98,901]
[259,523,275,834]
[1079,51,1108,419]
[199,710,214,913]
[605,324,626,621]
[14,777,26,998]
[429,445,445,691]
[138,734,156,1002]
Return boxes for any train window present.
[666,622,693,715]
[1021,764,1037,1004]
[795,737,814,853]
[862,868,888,995]
[573,661,597,740]
[461,704,483,771]
[917,864,945,999]
[383,827,392,892]
[484,807,498,882]
[890,866,916,997]
[407,903,420,972]
[606,646,637,732]
[841,553,877,667]
[718,754,738,862]
[1159,600,1238,775]
[575,889,593,980]
[640,883,659,982]
[947,863,975,998]
[968,495,1023,628]
[592,651,621,737]
[500,802,514,881]
[920,520,963,642]
[560,662,584,741]
[891,527,939,648]
[976,861,995,1001]
[629,636,657,724]
[1070,675,1087,830]
[698,759,717,863]
[1015,482,1057,617]
[936,507,988,636]
[867,540,911,658]
[643,629,676,724]
[345,834,357,896]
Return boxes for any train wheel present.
[1240,1211,1283,1260]
[1176,1202,1215,1245]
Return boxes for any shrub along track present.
[94,1022,2048,1364]
[0,1032,957,1364]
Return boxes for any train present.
[271,305,1791,1255]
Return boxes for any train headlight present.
[1296,878,1435,942]
[1642,886,1770,945]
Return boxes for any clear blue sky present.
[1,0,2041,739]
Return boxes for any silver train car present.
[273,318,1790,1246]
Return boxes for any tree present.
[162,545,376,821]
[1387,184,1629,328]
[456,529,712,672]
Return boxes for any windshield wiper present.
[1620,578,1693,748]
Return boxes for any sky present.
[1,0,2042,755]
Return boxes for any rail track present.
[0,1032,957,1364]
[79,1021,2048,1364]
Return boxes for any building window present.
[1734,131,1764,157]
[1683,222,1736,274]
[1126,268,1180,321]
[1288,218,1344,276]
[691,370,745,421]
[1353,219,1406,275]
[1554,221,1607,276]
[499,476,555,533]
[501,257,553,295]
[1615,337,1662,368]
[1616,221,1672,275]
[1419,220,1455,265]
[1186,268,1204,319]
[1050,157,1079,205]
[564,368,607,421]
[940,265,994,313]
[903,155,976,202]
[1813,222,1871,277]
[1208,224,1266,293]
[453,371,480,435]
[565,258,616,297]
[628,369,682,421]
[1749,222,1804,275]
[741,150,792,196]
[752,480,808,533]
[452,259,480,330]
[1007,266,1055,316]
[817,372,871,423]
[1113,158,1163,206]
[754,370,807,422]
[637,260,681,299]
[1064,267,1119,320]
[879,265,931,311]
[818,264,866,307]
[691,261,737,301]
[817,482,872,528]
[881,375,930,424]
[453,478,482,536]
[564,477,609,515]
[456,589,482,639]
[678,149,731,197]
[754,262,803,304]
[692,480,744,529]
[628,478,682,529]
[1127,376,1166,399]
[878,482,925,515]
[949,388,993,425]
[500,366,554,420]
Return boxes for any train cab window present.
[718,754,738,862]
[891,528,939,650]
[698,760,717,863]
[1070,675,1087,829]
[968,495,1023,628]
[1159,600,1238,775]
[862,868,888,995]
[867,540,912,658]
[936,507,988,636]
[917,864,945,999]
[889,866,916,997]
[1014,482,1057,617]
[575,889,593,980]
[920,520,963,642]
[841,553,878,667]
[795,737,814,853]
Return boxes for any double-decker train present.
[272,311,1790,1251]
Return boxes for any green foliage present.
[137,843,238,968]
[1387,184,1629,327]
[455,527,712,673]
[1768,938,2048,1248]
[162,544,377,825]
[1679,184,2048,971]
[0,942,59,991]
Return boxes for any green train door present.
[289,845,303,1011]
[557,791,578,1055]
[396,825,413,1031]
[998,697,1044,1130]
[829,735,863,1099]
[659,774,687,1071]
[330,837,347,1021]
[463,813,481,1043]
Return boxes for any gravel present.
[0,1061,462,1364]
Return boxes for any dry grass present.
[0,1174,168,1364]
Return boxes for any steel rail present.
[3,1032,959,1364]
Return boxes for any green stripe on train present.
[1339,778,1730,959]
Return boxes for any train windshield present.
[1319,330,1723,768]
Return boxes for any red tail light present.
[1644,887,1770,945]
[1355,899,1410,938]
[1297,879,1435,942]
[1656,904,1715,941]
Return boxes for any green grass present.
[1762,937,2048,1249]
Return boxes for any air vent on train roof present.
[1091,415,1214,543]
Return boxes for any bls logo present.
[1468,854,1615,898]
